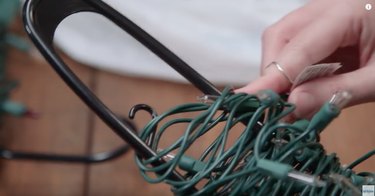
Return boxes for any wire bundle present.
[135,87,374,195]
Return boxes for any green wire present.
[347,149,375,169]
[133,87,374,195]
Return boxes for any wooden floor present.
[0,21,374,196]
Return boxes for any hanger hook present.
[129,104,158,120]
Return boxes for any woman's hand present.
[237,0,375,118]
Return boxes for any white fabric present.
[54,0,307,85]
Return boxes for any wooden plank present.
[0,47,93,195]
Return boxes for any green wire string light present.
[134,87,374,195]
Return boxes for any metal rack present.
[14,0,227,190]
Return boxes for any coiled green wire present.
[134,87,374,195]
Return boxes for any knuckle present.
[287,44,315,66]
[262,23,287,41]
[262,25,282,41]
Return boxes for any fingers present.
[261,2,318,73]
[235,71,288,93]
[237,6,315,94]
[237,0,375,121]
[238,8,355,95]
[288,65,375,119]
[271,10,353,77]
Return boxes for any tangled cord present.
[132,87,374,195]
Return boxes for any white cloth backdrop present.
[54,0,307,85]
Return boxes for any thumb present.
[288,65,375,119]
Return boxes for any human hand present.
[237,0,375,119]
